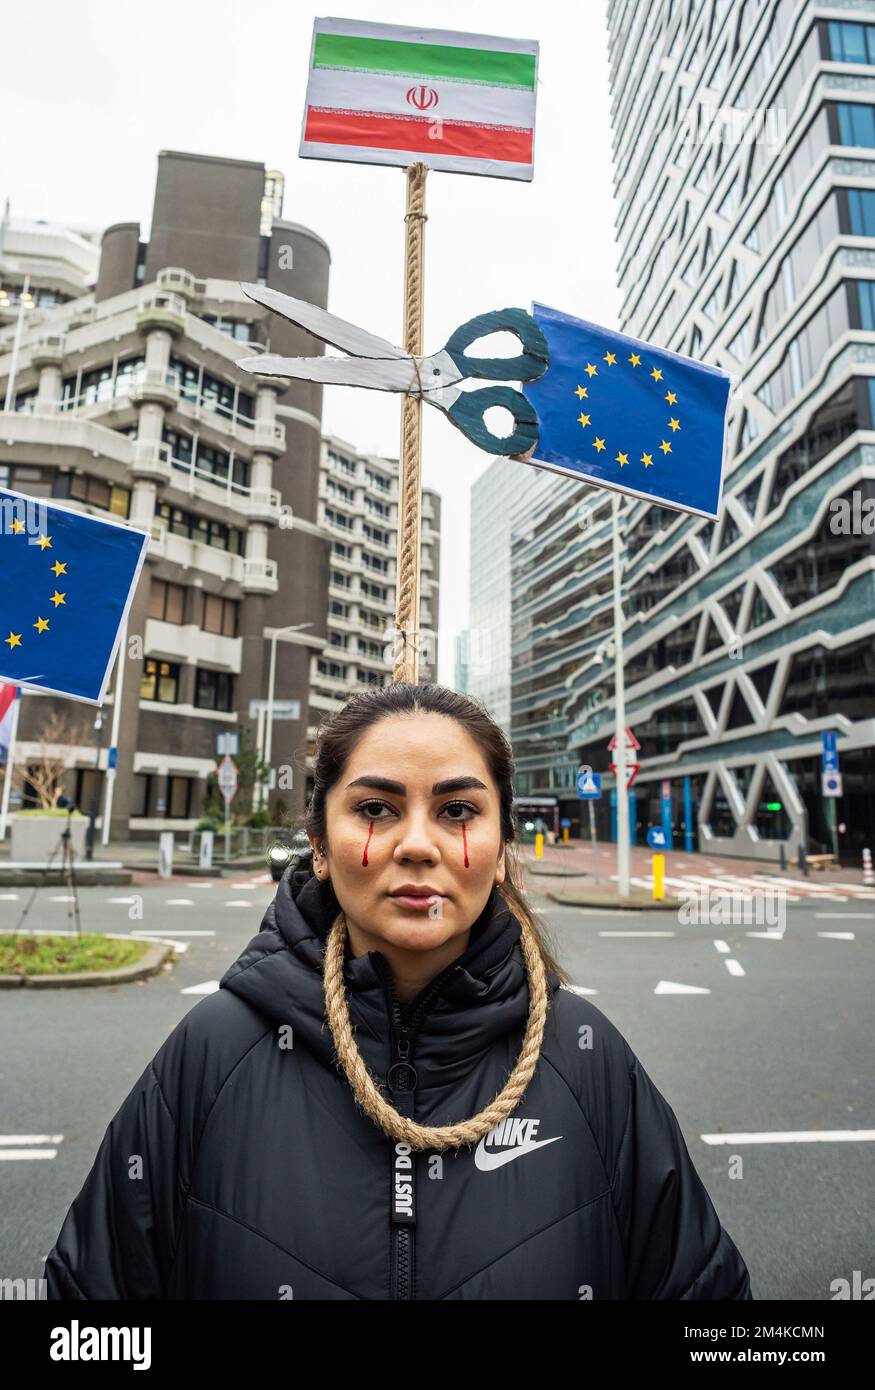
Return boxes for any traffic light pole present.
[612,493,631,899]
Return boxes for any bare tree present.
[12,706,93,811]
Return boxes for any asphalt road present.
[0,876,872,1300]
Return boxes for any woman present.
[45,682,752,1300]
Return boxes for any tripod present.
[11,805,82,940]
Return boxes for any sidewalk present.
[518,838,873,907]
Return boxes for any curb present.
[0,942,174,989]
[547,890,683,911]
[0,870,133,887]
[526,864,593,879]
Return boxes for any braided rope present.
[394,162,428,684]
[322,909,550,1152]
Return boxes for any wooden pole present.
[393,162,428,683]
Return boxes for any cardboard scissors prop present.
[236,283,549,457]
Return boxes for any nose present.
[392,804,441,863]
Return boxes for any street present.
[0,866,872,1300]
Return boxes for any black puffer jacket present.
[44,867,752,1300]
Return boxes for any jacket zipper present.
[374,954,463,1300]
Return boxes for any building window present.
[130,773,151,817]
[148,579,186,624]
[140,659,180,704]
[837,102,875,148]
[202,594,238,636]
[155,500,243,554]
[195,668,234,711]
[55,472,131,517]
[827,21,875,64]
[167,775,194,819]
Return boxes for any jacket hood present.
[220,866,559,1096]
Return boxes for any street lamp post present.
[85,711,104,862]
[261,623,313,812]
[611,493,631,899]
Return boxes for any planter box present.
[10,815,89,865]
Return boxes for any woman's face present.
[311,712,506,958]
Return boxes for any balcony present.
[136,289,187,336]
[30,331,66,366]
[242,556,278,593]
[245,488,282,524]
[157,267,208,300]
[253,420,286,455]
[132,439,173,484]
[129,366,180,408]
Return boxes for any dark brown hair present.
[304,681,570,985]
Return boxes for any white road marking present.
[599,930,675,937]
[186,882,215,888]
[817,931,855,940]
[107,896,138,904]
[0,1134,63,1144]
[815,912,873,920]
[0,1149,58,1160]
[654,980,711,994]
[224,900,254,907]
[713,940,730,953]
[701,1129,875,1145]
[746,930,785,939]
[130,929,215,938]
[564,984,598,996]
[180,980,220,995]
[164,898,195,906]
[0,892,20,900]
[120,934,189,953]
[48,895,75,903]
[573,909,641,918]
[724,959,745,976]
[229,883,255,890]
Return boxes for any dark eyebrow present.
[345,775,488,796]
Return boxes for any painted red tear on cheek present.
[362,821,374,867]
[462,821,470,868]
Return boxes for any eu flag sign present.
[521,302,732,520]
[0,489,149,704]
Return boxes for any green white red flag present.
[299,18,538,180]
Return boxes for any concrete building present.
[0,149,332,836]
[515,1,875,863]
[468,457,541,734]
[312,433,441,718]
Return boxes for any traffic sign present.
[217,754,239,804]
[821,731,839,772]
[608,725,640,752]
[647,827,667,849]
[577,771,602,800]
[217,732,240,756]
[609,761,640,789]
[822,771,843,798]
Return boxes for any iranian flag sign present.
[300,18,538,180]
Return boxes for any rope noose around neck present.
[321,911,550,1152]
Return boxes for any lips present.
[388,885,445,911]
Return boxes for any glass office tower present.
[526,1,875,861]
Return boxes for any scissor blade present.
[240,283,404,361]
[236,353,416,390]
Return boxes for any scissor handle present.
[445,385,539,457]
[444,309,549,383]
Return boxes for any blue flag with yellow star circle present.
[521,302,731,519]
[0,489,149,704]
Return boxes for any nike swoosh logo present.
[474,1136,562,1171]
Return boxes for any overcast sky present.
[2,0,622,684]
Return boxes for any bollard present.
[562,826,569,845]
[653,853,665,901]
[864,847,874,886]
[535,832,544,860]
[778,843,787,872]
